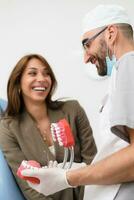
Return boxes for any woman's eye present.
[28,71,36,76]
[43,72,50,77]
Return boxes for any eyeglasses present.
[82,26,107,50]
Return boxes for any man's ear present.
[107,25,118,45]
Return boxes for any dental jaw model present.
[17,160,41,183]
[17,119,75,183]
[51,119,75,169]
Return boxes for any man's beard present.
[96,57,107,76]
[95,39,107,76]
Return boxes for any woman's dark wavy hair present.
[5,54,63,117]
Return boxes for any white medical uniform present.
[84,51,134,200]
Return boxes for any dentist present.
[22,5,134,200]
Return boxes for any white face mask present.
[105,39,117,76]
[105,54,116,76]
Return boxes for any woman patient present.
[0,54,97,200]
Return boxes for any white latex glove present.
[47,160,86,170]
[57,162,87,170]
[21,167,72,196]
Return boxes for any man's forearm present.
[67,144,134,186]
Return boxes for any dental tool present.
[51,119,75,169]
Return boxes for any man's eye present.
[85,42,91,48]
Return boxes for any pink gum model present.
[51,119,75,169]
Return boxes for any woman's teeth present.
[32,87,46,91]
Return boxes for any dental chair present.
[0,99,26,199]
[0,98,7,113]
[0,149,26,199]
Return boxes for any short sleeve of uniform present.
[110,53,134,143]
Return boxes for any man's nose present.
[84,51,91,64]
